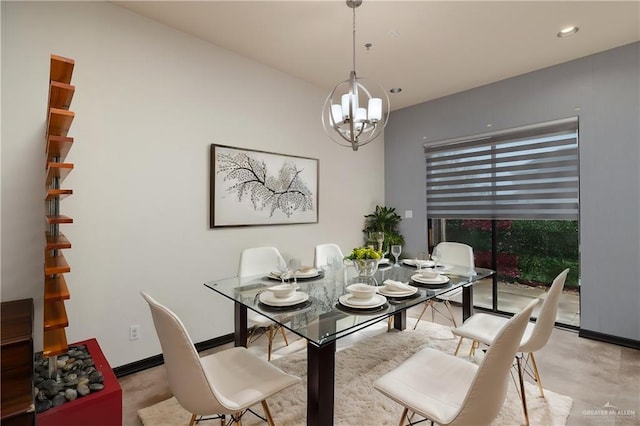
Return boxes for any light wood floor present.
[119,304,639,426]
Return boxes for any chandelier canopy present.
[322,0,390,151]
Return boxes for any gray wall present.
[384,42,640,341]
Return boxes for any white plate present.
[378,285,418,297]
[259,291,309,307]
[402,259,435,268]
[339,293,387,309]
[269,269,320,280]
[411,274,450,285]
[378,258,390,264]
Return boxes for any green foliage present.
[445,224,492,251]
[510,221,578,258]
[444,219,579,288]
[518,256,579,288]
[345,247,382,260]
[364,205,401,233]
[363,205,405,251]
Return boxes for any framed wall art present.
[210,144,319,228]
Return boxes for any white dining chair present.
[375,298,538,426]
[451,268,570,425]
[414,242,475,328]
[239,246,290,360]
[141,292,300,426]
[313,243,344,269]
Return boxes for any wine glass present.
[330,255,343,272]
[391,245,402,267]
[431,246,442,269]
[375,231,385,253]
[415,251,427,271]
[277,257,290,284]
[289,257,302,284]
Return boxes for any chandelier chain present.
[352,5,356,73]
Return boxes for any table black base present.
[307,341,336,426]
[234,302,248,347]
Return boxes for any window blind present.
[425,117,579,220]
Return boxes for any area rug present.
[138,322,573,425]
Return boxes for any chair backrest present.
[520,268,569,352]
[435,242,475,268]
[313,243,344,268]
[451,298,538,426]
[238,246,285,277]
[140,292,223,415]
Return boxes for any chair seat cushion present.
[201,347,300,411]
[248,311,276,327]
[374,347,478,425]
[452,313,534,348]
[435,287,463,302]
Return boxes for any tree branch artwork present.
[217,151,314,218]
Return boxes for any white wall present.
[1,2,384,367]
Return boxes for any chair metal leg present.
[279,326,289,346]
[189,413,196,426]
[398,407,408,426]
[387,316,393,331]
[516,355,530,426]
[454,337,464,356]
[413,301,431,330]
[469,340,478,357]
[247,326,259,344]
[230,412,243,426]
[261,400,275,426]
[443,300,458,327]
[529,352,545,398]
[267,325,275,361]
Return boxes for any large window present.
[425,117,580,326]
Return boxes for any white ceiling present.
[113,1,640,111]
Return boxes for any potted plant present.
[363,205,405,254]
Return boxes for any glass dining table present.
[204,262,494,426]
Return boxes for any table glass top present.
[204,263,493,347]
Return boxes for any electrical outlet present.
[129,325,140,341]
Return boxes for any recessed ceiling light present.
[557,26,579,38]
[390,88,402,94]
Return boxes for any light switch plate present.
[404,210,413,218]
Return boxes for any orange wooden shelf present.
[43,301,68,330]
[44,276,70,302]
[42,54,75,363]
[44,253,70,275]
[47,107,74,138]
[49,81,75,110]
[46,215,73,225]
[46,188,73,201]
[45,232,71,250]
[43,328,68,358]
[46,135,73,163]
[46,162,73,185]
[50,55,74,85]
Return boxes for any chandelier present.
[322,0,390,151]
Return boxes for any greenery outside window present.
[425,117,580,326]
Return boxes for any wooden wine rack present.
[44,54,75,357]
